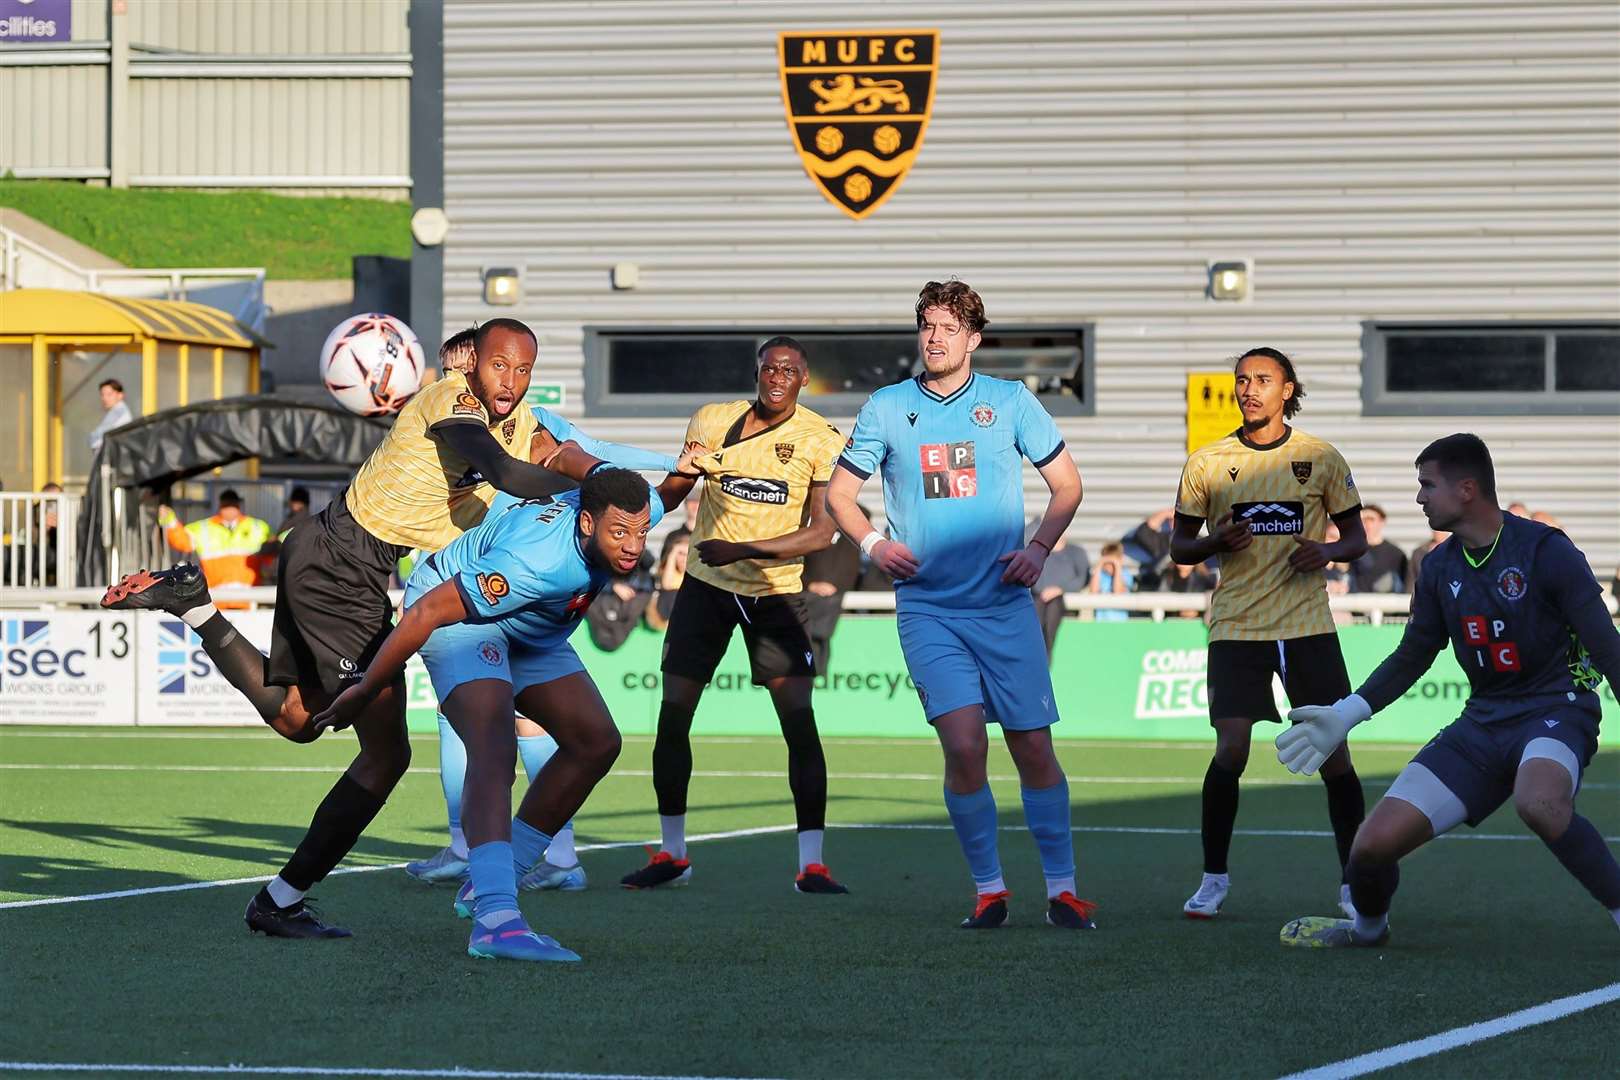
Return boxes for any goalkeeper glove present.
[1275,694,1372,775]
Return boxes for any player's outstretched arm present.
[532,407,679,474]
[431,419,589,500]
[653,441,709,513]
[311,580,468,733]
[828,464,918,579]
[696,482,837,567]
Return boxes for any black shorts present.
[1407,706,1599,828]
[660,573,816,685]
[267,492,408,696]
[1206,632,1351,724]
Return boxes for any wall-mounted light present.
[482,266,522,306]
[1207,259,1252,302]
[611,262,640,290]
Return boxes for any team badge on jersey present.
[777,30,940,219]
[1497,566,1527,601]
[476,572,510,605]
[501,418,517,441]
[970,402,996,427]
[775,442,795,463]
[1292,461,1312,484]
[478,640,504,666]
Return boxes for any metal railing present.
[0,493,76,590]
[0,224,267,332]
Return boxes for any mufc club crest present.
[970,401,995,427]
[775,442,795,463]
[778,30,939,219]
[1291,461,1312,485]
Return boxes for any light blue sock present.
[511,817,553,877]
[468,841,518,925]
[1021,779,1076,896]
[942,784,1003,892]
[517,733,576,858]
[517,733,558,784]
[437,713,467,849]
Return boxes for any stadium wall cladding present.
[428,1,1620,580]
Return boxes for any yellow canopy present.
[0,288,261,349]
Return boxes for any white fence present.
[1,492,75,590]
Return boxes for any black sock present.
[1201,761,1242,874]
[1546,814,1620,910]
[1323,768,1367,876]
[778,707,827,833]
[1346,854,1400,918]
[194,612,287,723]
[279,774,387,891]
[652,701,696,817]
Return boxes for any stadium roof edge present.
[0,288,264,349]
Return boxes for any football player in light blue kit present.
[406,381,686,889]
[313,466,688,961]
[827,280,1098,930]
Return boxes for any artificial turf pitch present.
[1,727,1615,1079]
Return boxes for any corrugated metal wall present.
[0,0,410,192]
[464,1,1611,579]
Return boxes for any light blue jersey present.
[532,405,676,475]
[404,484,663,697]
[838,373,1066,616]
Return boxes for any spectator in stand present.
[1123,507,1175,590]
[802,528,864,670]
[644,532,689,632]
[89,379,133,454]
[158,489,272,600]
[1322,520,1352,624]
[1408,528,1448,593]
[37,482,63,586]
[258,486,313,587]
[1155,556,1216,620]
[1027,520,1090,662]
[659,490,701,569]
[1531,510,1563,530]
[585,550,657,652]
[1089,541,1134,622]
[1349,504,1407,593]
[1506,501,1529,517]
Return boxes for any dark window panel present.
[1385,334,1545,392]
[607,338,756,394]
[1555,334,1620,392]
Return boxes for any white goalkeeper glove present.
[1275,694,1372,775]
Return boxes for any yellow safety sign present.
[1186,371,1242,454]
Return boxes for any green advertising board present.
[405,617,1618,745]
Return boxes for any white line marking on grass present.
[0,826,796,910]
[829,822,1620,843]
[0,1062,781,1079]
[1275,981,1620,1080]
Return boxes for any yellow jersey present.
[346,372,538,551]
[1176,426,1361,642]
[684,400,844,597]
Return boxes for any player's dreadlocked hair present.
[1235,346,1306,419]
[438,327,476,375]
[580,467,651,522]
[915,280,989,334]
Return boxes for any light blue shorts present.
[405,574,584,701]
[896,603,1059,731]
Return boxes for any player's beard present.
[922,352,968,382]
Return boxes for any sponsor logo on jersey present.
[844,435,855,449]
[476,572,511,606]
[1346,472,1356,490]
[1497,566,1527,601]
[919,441,976,499]
[969,402,995,427]
[1291,461,1312,484]
[453,392,484,417]
[777,29,940,219]
[453,467,484,489]
[1461,614,1519,672]
[775,442,795,463]
[564,590,596,620]
[719,476,791,505]
[1232,501,1303,535]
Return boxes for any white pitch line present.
[0,825,795,911]
[0,1062,780,1080]
[6,819,1607,912]
[1275,981,1620,1080]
